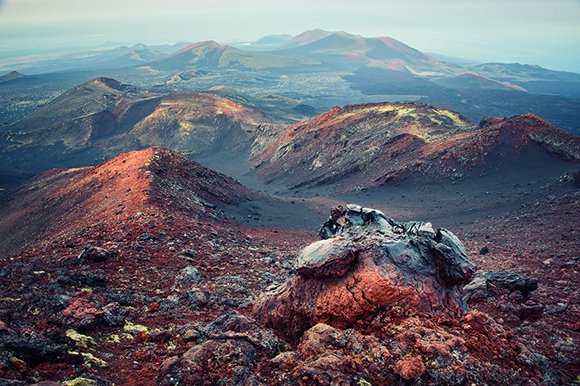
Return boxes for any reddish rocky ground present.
[458,191,580,384]
[0,147,578,385]
[0,148,316,385]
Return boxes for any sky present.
[1,0,579,72]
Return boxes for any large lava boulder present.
[253,204,476,340]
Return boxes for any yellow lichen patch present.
[435,109,469,127]
[216,100,244,116]
[361,104,416,117]
[166,341,177,351]
[332,104,418,125]
[66,329,95,348]
[395,125,437,142]
[311,158,324,170]
[69,351,108,368]
[63,378,98,386]
[124,320,150,333]
[179,120,194,134]
[106,334,122,344]
[81,352,108,368]
[364,144,380,155]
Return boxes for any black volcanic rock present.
[463,270,538,302]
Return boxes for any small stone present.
[174,266,202,289]
[464,271,538,302]
[181,290,210,310]
[148,302,160,313]
[479,246,490,255]
[518,300,544,321]
[545,303,567,314]
[395,354,426,380]
[183,328,201,342]
[180,249,196,257]
[564,321,580,331]
[78,246,113,263]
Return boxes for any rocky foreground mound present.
[253,204,476,339]
[159,205,557,385]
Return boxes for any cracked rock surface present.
[253,204,476,340]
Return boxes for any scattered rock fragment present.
[395,354,426,380]
[1,333,67,365]
[173,266,202,289]
[77,246,114,263]
[157,312,284,385]
[62,292,105,329]
[463,271,538,303]
[59,291,128,330]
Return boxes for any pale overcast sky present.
[1,0,579,72]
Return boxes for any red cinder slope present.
[254,104,580,192]
[0,147,261,255]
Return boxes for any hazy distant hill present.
[471,63,580,98]
[0,71,27,83]
[235,34,293,51]
[274,30,460,75]
[150,40,318,71]
[432,73,527,92]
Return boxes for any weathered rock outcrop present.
[253,204,476,340]
[463,271,543,325]
[463,271,538,302]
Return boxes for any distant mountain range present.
[1,29,580,137]
[3,29,579,84]
[2,77,578,194]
